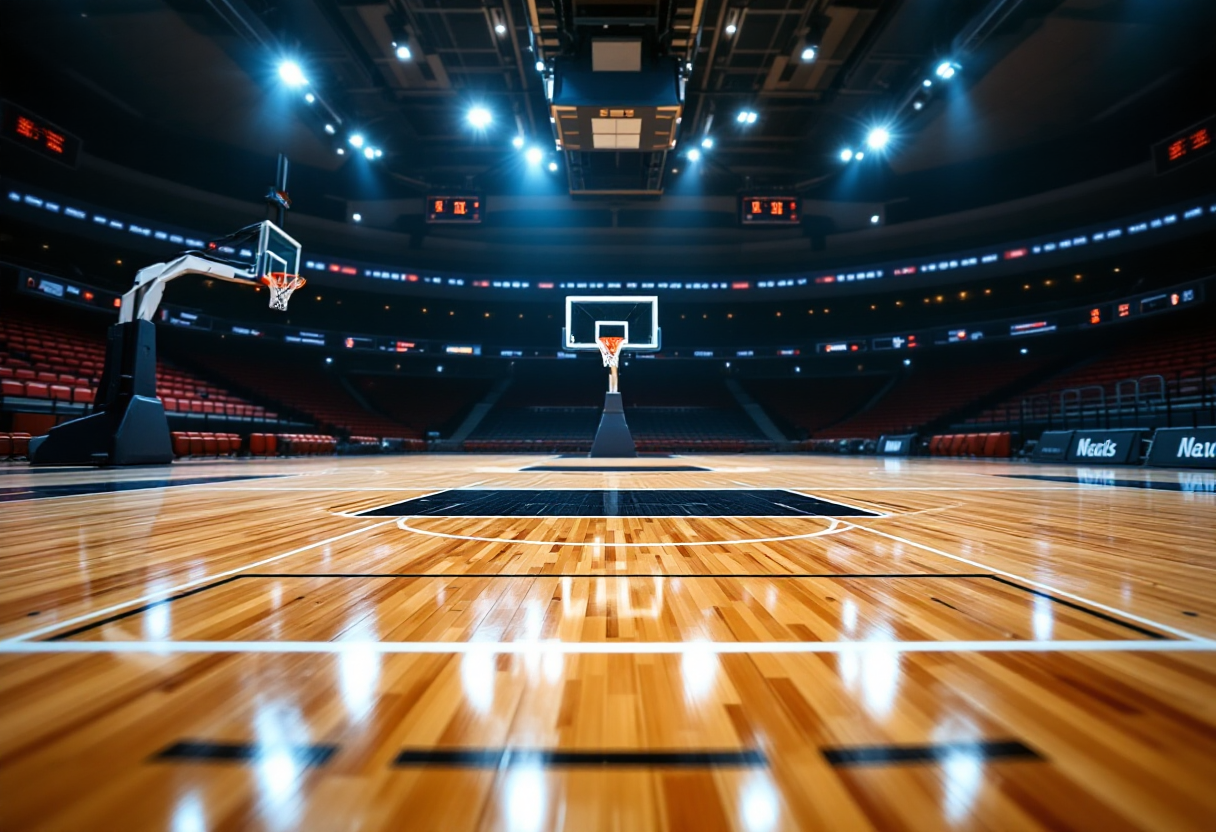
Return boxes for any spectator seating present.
[354,375,492,437]
[0,432,33,459]
[744,376,890,438]
[971,321,1216,425]
[818,357,1045,440]
[170,431,242,458]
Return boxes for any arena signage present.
[1146,427,1216,469]
[1032,431,1073,461]
[877,434,917,456]
[1065,429,1146,465]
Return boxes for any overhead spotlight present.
[870,214,880,224]
[304,93,315,104]
[535,59,546,73]
[512,135,525,149]
[912,99,925,111]
[922,78,933,88]
[935,60,959,80]
[490,9,507,36]
[467,106,492,129]
[854,151,865,160]
[374,148,383,158]
[525,147,543,165]
[1020,347,1028,355]
[547,160,558,172]
[737,110,758,125]
[865,127,890,150]
[701,136,714,149]
[277,60,308,87]
[324,123,335,135]
[725,9,740,35]
[348,133,365,148]
[686,61,693,72]
[336,147,345,155]
[903,358,912,366]
[495,22,507,34]
[364,147,376,160]
[725,22,737,34]
[801,45,818,62]
[839,148,854,162]
[352,213,362,223]
[394,42,412,61]
[688,148,702,162]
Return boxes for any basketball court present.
[2,453,1213,830]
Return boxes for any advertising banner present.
[1033,430,1074,461]
[1147,427,1216,469]
[877,434,917,456]
[1066,429,1146,465]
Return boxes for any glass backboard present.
[256,220,302,279]
[564,295,660,351]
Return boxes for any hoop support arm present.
[118,255,256,324]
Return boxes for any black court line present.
[822,739,1040,767]
[0,474,288,503]
[356,489,879,517]
[1000,473,1216,493]
[521,465,711,472]
[40,572,1173,642]
[44,576,243,641]
[155,741,337,767]
[556,453,675,459]
[988,576,1167,639]
[392,748,766,768]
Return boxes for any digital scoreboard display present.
[1,101,82,168]
[1153,117,1214,175]
[425,195,482,224]
[741,196,800,225]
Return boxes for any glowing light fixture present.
[525,147,543,165]
[467,107,492,129]
[737,110,758,125]
[512,135,525,149]
[277,61,308,87]
[394,43,411,61]
[324,123,335,135]
[801,45,818,62]
[839,148,854,162]
[352,213,362,223]
[935,60,959,80]
[495,23,507,35]
[865,127,890,150]
[348,133,365,149]
[701,136,714,149]
[304,93,315,104]
[535,60,546,72]
[363,147,375,160]
[688,148,702,162]
[547,161,558,172]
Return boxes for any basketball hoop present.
[261,272,305,311]
[597,336,626,368]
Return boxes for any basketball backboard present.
[563,296,660,351]
[256,220,301,280]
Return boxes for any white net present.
[597,336,626,368]
[261,273,305,311]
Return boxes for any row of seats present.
[171,432,242,458]
[1,379,95,404]
[0,432,33,459]
[930,432,1015,457]
[248,433,338,456]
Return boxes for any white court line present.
[3,519,398,643]
[850,524,1209,642]
[2,639,1212,656]
[392,516,851,547]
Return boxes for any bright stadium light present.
[535,59,546,72]
[352,213,362,223]
[854,151,865,160]
[394,43,412,61]
[870,214,880,224]
[701,136,714,149]
[935,60,959,80]
[801,45,818,62]
[512,135,525,149]
[467,107,492,129]
[364,146,376,160]
[865,127,890,150]
[525,147,543,165]
[304,93,315,104]
[839,148,854,162]
[336,147,345,155]
[923,78,933,88]
[737,110,758,125]
[495,23,507,35]
[548,160,558,172]
[348,133,365,149]
[688,148,702,162]
[277,61,308,87]
[324,123,335,135]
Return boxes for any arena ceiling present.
[2,0,1216,216]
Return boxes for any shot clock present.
[425,195,483,224]
[740,196,800,225]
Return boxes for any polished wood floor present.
[0,454,1214,831]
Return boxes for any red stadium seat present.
[72,387,95,404]
[2,380,24,398]
[188,433,204,456]
[171,432,191,457]
[24,382,49,398]
[0,435,11,458]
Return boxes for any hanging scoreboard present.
[740,196,800,225]
[425,195,483,224]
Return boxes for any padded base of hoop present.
[589,392,637,458]
[29,396,173,466]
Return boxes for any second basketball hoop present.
[564,296,660,457]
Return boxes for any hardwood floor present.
[0,454,1213,831]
